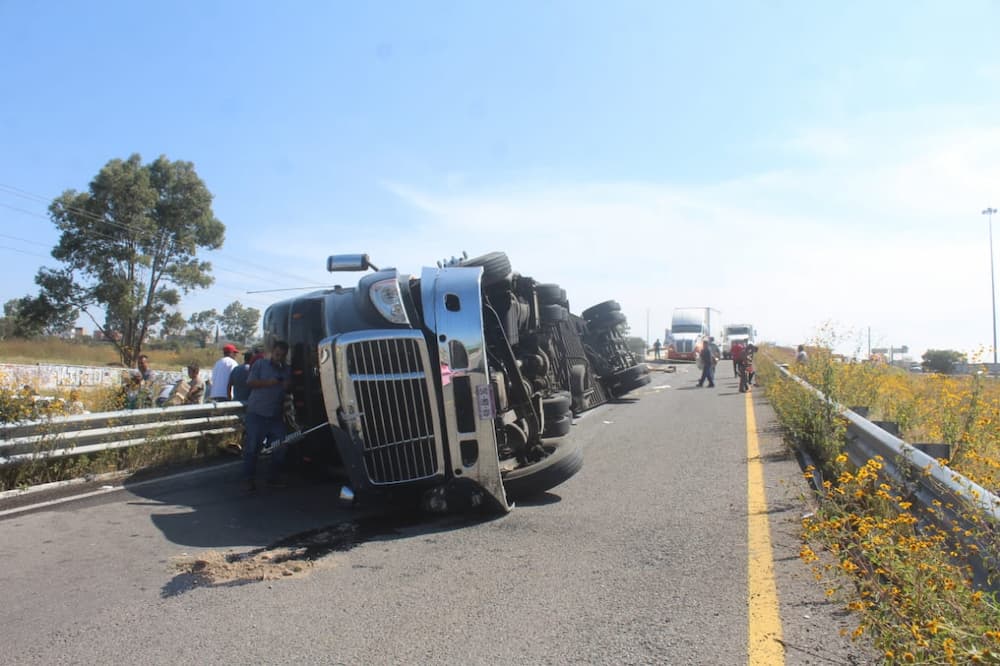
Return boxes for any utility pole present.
[984,208,998,364]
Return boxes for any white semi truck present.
[722,323,757,359]
[666,307,722,362]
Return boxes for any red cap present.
[223,344,239,354]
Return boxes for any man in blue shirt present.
[243,341,291,491]
[227,350,253,403]
[696,337,717,388]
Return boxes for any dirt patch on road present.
[166,522,361,592]
[172,546,336,583]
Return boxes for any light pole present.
[984,207,998,364]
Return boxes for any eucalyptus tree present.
[187,309,220,347]
[27,154,224,366]
[220,301,261,344]
[160,311,187,338]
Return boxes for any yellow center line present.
[747,390,785,664]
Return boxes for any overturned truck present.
[263,251,649,512]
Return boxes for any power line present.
[0,202,49,220]
[0,232,52,248]
[0,244,50,259]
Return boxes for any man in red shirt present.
[730,340,746,378]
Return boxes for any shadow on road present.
[121,463,503,554]
[160,506,501,598]
[119,461,512,598]
[511,491,562,507]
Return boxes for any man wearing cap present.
[208,343,241,401]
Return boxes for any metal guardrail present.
[0,402,245,466]
[775,363,1000,585]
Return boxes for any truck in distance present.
[666,307,722,361]
[721,324,756,360]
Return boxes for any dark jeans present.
[243,411,287,481]
[698,362,715,387]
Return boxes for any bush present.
[760,348,1000,662]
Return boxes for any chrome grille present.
[676,339,694,353]
[345,337,439,484]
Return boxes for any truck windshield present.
[672,324,703,333]
[727,327,750,335]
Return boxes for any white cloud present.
[374,120,1000,359]
[977,63,1000,84]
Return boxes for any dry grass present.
[0,338,224,372]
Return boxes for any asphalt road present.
[0,364,877,665]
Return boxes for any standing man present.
[243,341,291,491]
[228,350,253,403]
[208,343,241,401]
[731,339,746,378]
[653,339,662,360]
[696,337,717,388]
[136,354,156,383]
[136,354,158,406]
[225,350,254,455]
[796,345,809,364]
[166,363,206,405]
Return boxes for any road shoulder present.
[751,391,880,665]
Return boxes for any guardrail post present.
[913,443,951,461]
[871,420,900,437]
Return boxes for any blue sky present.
[2,1,1000,360]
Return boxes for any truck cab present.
[721,324,756,360]
[667,307,721,361]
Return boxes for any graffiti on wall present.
[0,363,188,391]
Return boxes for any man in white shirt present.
[209,344,241,401]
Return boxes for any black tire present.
[542,390,572,416]
[462,251,512,287]
[542,412,572,438]
[609,364,651,397]
[612,372,651,397]
[582,300,620,321]
[502,439,583,499]
[612,364,648,384]
[587,311,627,331]
[540,304,569,324]
[536,283,563,305]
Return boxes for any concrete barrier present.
[0,363,189,391]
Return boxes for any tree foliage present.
[160,311,187,338]
[921,349,966,374]
[220,301,261,344]
[30,154,224,366]
[187,309,219,346]
[1,296,77,339]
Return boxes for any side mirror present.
[327,254,378,272]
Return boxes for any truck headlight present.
[369,278,410,325]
